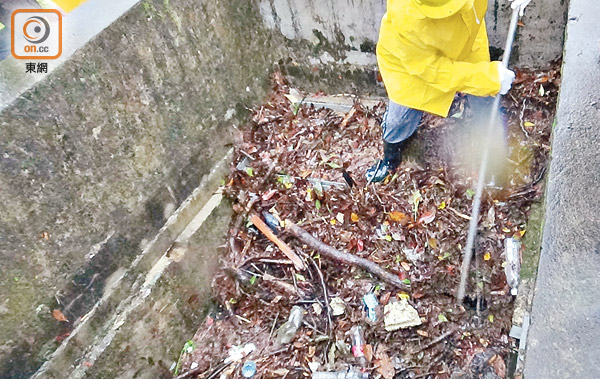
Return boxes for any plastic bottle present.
[348,325,367,367]
[241,360,257,378]
[362,293,379,322]
[312,369,369,379]
[504,237,521,295]
[276,305,304,344]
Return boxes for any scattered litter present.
[312,302,323,315]
[504,237,522,295]
[241,361,257,378]
[384,299,422,331]
[330,297,346,316]
[275,306,304,345]
[177,66,560,377]
[312,369,369,379]
[262,211,280,233]
[348,325,368,367]
[225,343,256,364]
[362,293,379,322]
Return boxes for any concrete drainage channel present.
[32,151,233,378]
[0,0,576,377]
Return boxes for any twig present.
[475,251,482,325]
[257,258,295,265]
[250,214,305,270]
[174,361,230,379]
[415,327,458,353]
[307,256,332,335]
[269,312,279,340]
[285,221,408,289]
[447,206,472,220]
[519,99,529,138]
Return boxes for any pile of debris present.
[177,66,560,379]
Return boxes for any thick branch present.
[285,221,407,289]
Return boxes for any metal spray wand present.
[456,5,524,303]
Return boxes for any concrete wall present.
[258,0,568,68]
[0,0,379,377]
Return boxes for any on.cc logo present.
[22,16,51,44]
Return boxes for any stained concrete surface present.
[523,0,600,377]
[258,0,567,69]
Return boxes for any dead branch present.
[250,214,306,271]
[415,327,458,353]
[307,255,332,334]
[285,221,408,289]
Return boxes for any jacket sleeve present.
[395,31,501,96]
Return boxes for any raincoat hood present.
[413,0,471,19]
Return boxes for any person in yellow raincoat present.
[366,0,530,182]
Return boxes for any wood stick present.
[285,221,407,289]
[250,214,305,271]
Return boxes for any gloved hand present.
[509,0,531,16]
[498,66,516,95]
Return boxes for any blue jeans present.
[381,96,495,143]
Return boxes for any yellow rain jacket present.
[377,0,501,117]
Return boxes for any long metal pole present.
[456,7,522,303]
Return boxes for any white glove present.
[498,66,516,95]
[509,0,531,16]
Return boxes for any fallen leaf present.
[364,344,373,362]
[437,313,448,323]
[412,190,422,218]
[484,252,491,261]
[55,331,70,342]
[398,293,410,301]
[380,292,392,305]
[489,354,507,378]
[374,344,395,379]
[356,239,364,252]
[524,121,535,127]
[438,201,446,210]
[351,213,359,222]
[401,262,411,271]
[262,189,278,201]
[389,211,410,225]
[418,209,436,225]
[52,309,68,322]
[417,330,429,337]
[428,238,438,250]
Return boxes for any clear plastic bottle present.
[312,369,369,379]
[348,325,368,367]
[276,305,304,344]
[504,237,521,295]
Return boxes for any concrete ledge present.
[523,0,600,377]
[33,151,231,378]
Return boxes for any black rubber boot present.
[365,141,403,183]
